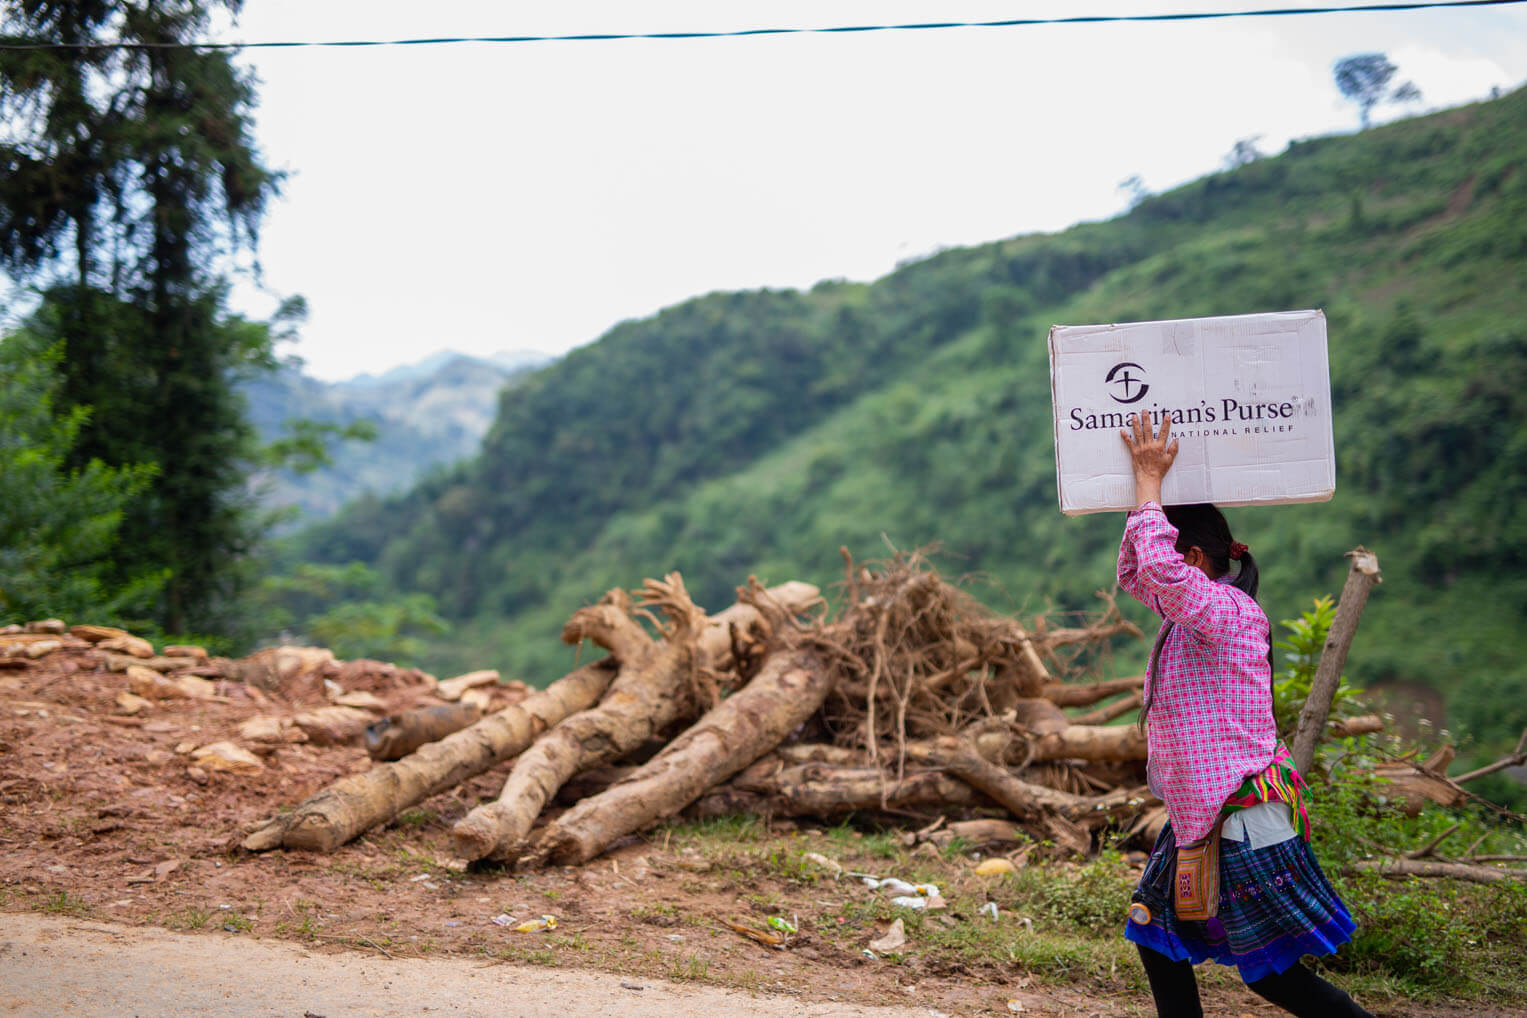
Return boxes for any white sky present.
[201,2,1527,378]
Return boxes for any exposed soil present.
[0,640,1503,1017]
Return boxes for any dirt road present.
[0,913,938,1018]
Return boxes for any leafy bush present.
[0,337,160,624]
[1272,596,1367,737]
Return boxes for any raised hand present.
[1120,411,1178,508]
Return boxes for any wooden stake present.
[1292,547,1381,775]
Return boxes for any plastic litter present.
[490,913,514,927]
[767,916,797,934]
[975,857,1017,877]
[512,915,558,933]
[1007,1000,1025,1012]
[980,901,999,921]
[890,895,927,910]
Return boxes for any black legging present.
[1136,944,1376,1018]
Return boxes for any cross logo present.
[1105,362,1149,404]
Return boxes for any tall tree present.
[0,1,282,634]
[1334,53,1422,129]
[0,331,158,624]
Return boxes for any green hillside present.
[288,89,1527,775]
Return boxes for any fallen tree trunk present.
[905,737,1087,816]
[447,593,668,862]
[241,662,615,852]
[692,761,984,818]
[1043,675,1145,707]
[1374,746,1471,816]
[364,702,483,761]
[536,645,831,865]
[906,737,1092,856]
[1071,692,1143,726]
[1031,721,1147,762]
[1354,857,1524,884]
[451,580,820,861]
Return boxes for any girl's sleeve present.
[1116,502,1245,640]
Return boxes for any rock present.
[333,690,388,711]
[186,766,209,785]
[868,917,906,953]
[239,716,290,743]
[99,635,155,658]
[22,639,62,659]
[174,741,198,755]
[436,669,499,701]
[127,666,212,700]
[235,646,335,696]
[115,691,154,715]
[105,653,202,673]
[173,674,216,699]
[190,741,262,773]
[162,644,209,662]
[292,705,374,745]
[70,624,133,643]
[25,619,67,634]
[127,665,180,699]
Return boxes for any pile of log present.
[241,550,1395,867]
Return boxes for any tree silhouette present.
[1223,135,1265,170]
[1,1,283,634]
[1334,53,1422,129]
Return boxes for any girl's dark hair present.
[1138,503,1273,731]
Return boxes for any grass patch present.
[41,890,91,917]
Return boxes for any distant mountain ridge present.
[337,349,550,390]
[245,349,550,524]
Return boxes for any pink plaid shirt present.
[1117,502,1276,844]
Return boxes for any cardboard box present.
[1049,310,1335,515]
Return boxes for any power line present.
[1,0,1524,51]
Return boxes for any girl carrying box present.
[1117,412,1373,1018]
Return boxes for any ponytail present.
[1137,504,1273,733]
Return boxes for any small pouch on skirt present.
[1174,820,1224,921]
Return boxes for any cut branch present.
[537,645,832,865]
[1452,728,1527,784]
[241,662,615,853]
[692,761,984,818]
[1328,714,1384,739]
[1354,857,1524,884]
[1071,692,1143,726]
[451,580,819,861]
[1043,675,1144,707]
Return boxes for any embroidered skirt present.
[1123,822,1357,984]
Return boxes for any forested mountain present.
[246,350,548,523]
[289,88,1527,774]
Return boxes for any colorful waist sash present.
[1174,743,1309,921]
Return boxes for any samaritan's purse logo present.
[1105,362,1149,404]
